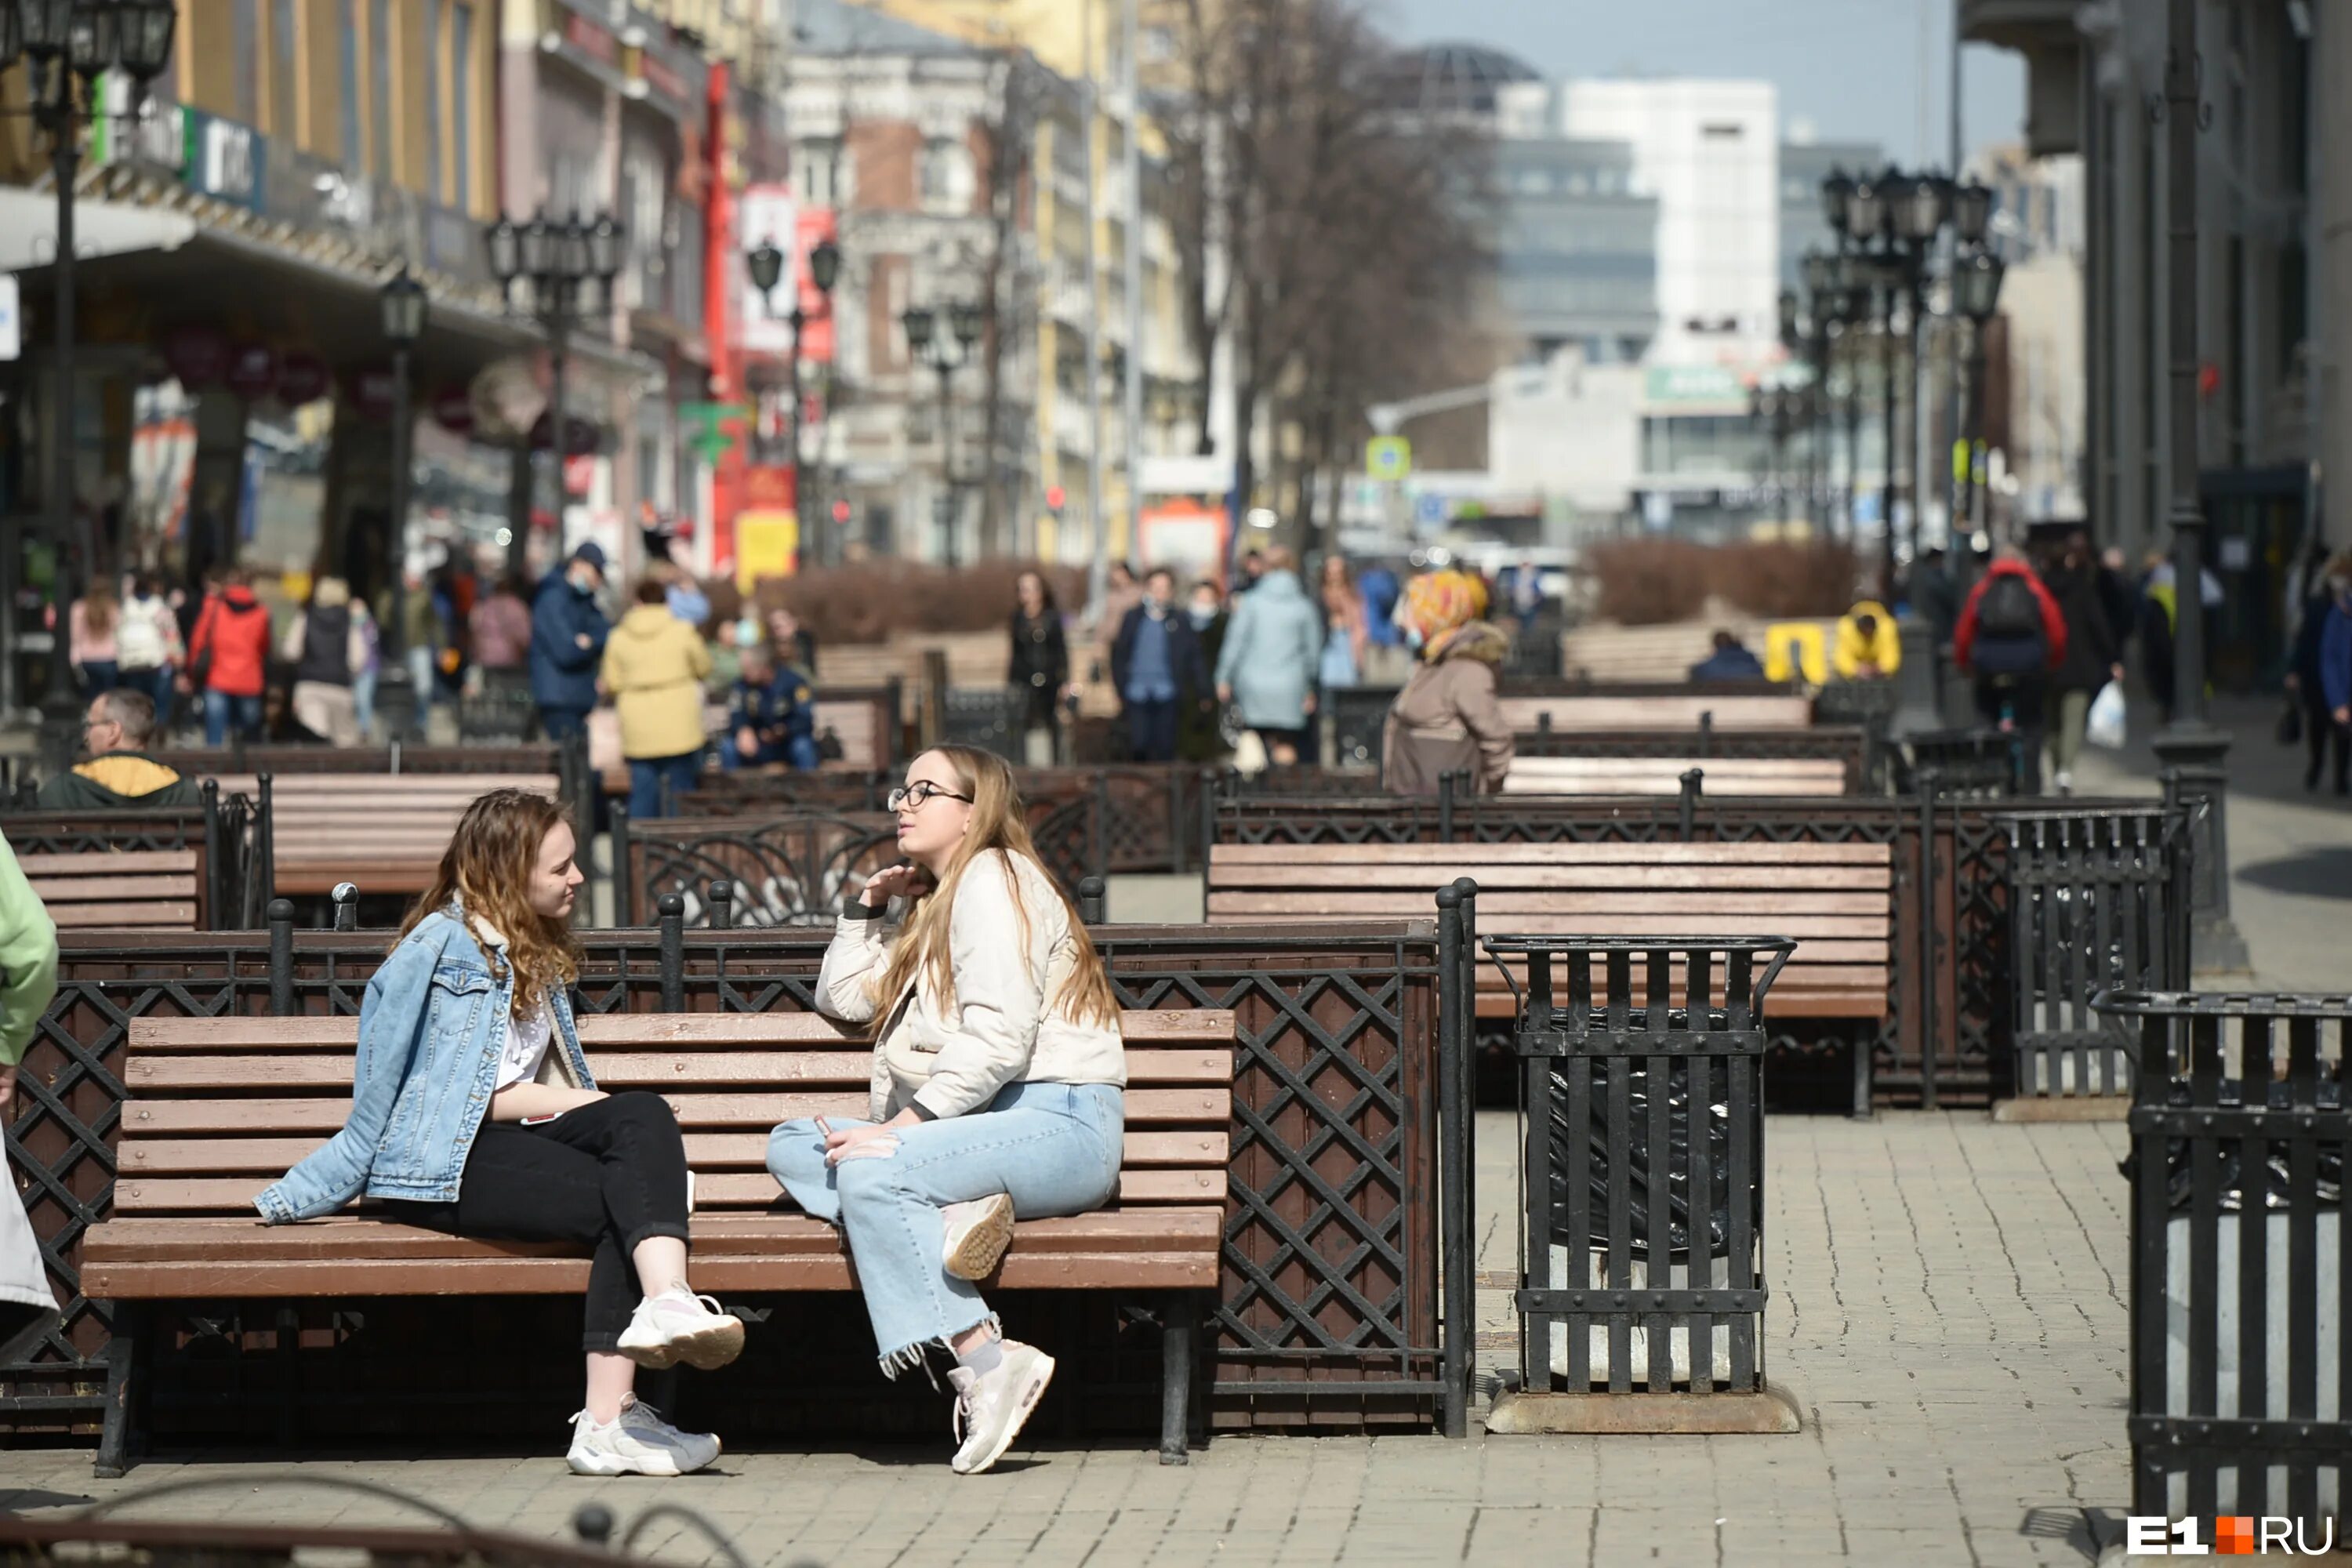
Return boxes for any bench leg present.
[1851,1030,1875,1120]
[1159,1293,1196,1466]
[95,1301,143,1479]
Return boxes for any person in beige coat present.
[601,579,713,820]
[1381,618,1515,797]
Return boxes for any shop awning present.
[0,185,198,272]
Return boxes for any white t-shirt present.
[494,998,556,1091]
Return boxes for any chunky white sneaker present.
[942,1193,1015,1282]
[566,1396,721,1476]
[616,1290,745,1371]
[946,1339,1055,1475]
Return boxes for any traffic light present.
[831,499,851,525]
[1046,485,1065,515]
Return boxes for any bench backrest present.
[115,1009,1236,1221]
[1497,694,1813,733]
[1207,840,1892,1016]
[1501,757,1850,797]
[20,849,204,929]
[212,773,560,895]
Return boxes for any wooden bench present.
[1497,693,1814,733]
[1207,840,1892,1112]
[83,1007,1236,1474]
[1501,757,1851,796]
[214,773,560,896]
[18,848,205,929]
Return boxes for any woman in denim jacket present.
[768,746,1127,1476]
[255,789,746,1476]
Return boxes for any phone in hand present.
[520,1112,565,1127]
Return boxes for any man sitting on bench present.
[36,690,197,810]
[254,789,748,1478]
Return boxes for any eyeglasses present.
[887,782,972,812]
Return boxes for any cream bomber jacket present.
[815,849,1127,1122]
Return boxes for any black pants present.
[1124,697,1179,763]
[386,1092,691,1352]
[2302,691,2350,792]
[1973,673,2048,794]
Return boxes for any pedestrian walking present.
[1213,546,1323,768]
[2311,553,2352,797]
[255,789,742,1475]
[350,598,382,742]
[531,543,611,742]
[1381,572,1512,797]
[115,573,182,729]
[766,746,1127,1475]
[1112,568,1211,764]
[1954,544,2067,793]
[603,578,714,820]
[2286,552,2347,793]
[2042,531,2126,793]
[1088,562,1141,689]
[183,565,272,746]
[1007,571,1072,768]
[1178,580,1230,764]
[470,575,535,673]
[281,575,368,746]
[1357,561,1408,684]
[1318,555,1366,691]
[1911,548,1961,651]
[68,583,120,696]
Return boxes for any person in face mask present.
[1111,567,1211,764]
[1178,581,1229,764]
[532,543,612,742]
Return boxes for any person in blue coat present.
[1213,546,1324,767]
[2315,553,2352,797]
[532,543,612,740]
[721,642,820,771]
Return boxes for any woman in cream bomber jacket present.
[764,745,1127,1475]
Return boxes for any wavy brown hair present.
[869,746,1120,1031]
[399,788,583,1018]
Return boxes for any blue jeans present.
[203,690,263,746]
[352,668,378,740]
[539,706,590,742]
[628,750,704,821]
[766,1081,1123,1374]
[1124,696,1179,762]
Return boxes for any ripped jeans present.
[765,1080,1123,1375]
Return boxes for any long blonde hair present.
[869,746,1120,1030]
[400,788,583,1018]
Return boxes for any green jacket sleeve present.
[0,833,60,1066]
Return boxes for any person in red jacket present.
[182,565,275,746]
[1953,544,2068,793]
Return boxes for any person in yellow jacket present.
[1832,600,1902,681]
[602,579,715,820]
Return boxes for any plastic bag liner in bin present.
[2125,1076,2347,1214]
[1544,1009,1763,1260]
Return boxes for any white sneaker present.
[616,1290,746,1371]
[946,1339,1055,1475]
[942,1193,1015,1281]
[566,1396,722,1476]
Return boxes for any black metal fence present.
[1486,936,1791,1397]
[0,786,267,930]
[4,903,1473,1441]
[2096,990,2347,1535]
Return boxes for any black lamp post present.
[2149,0,2245,975]
[5,0,176,750]
[1951,247,2004,558]
[487,207,625,579]
[902,301,983,567]
[377,269,427,674]
[746,234,841,564]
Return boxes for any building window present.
[452,4,474,211]
[1701,122,1742,140]
[797,138,848,208]
[270,0,296,136]
[920,138,974,214]
[338,0,360,164]
[423,0,442,201]
[368,0,390,181]
[233,0,259,122]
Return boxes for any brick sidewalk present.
[2,1112,2133,1567]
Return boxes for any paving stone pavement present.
[1,1112,2136,1567]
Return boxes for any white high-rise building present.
[1547,80,1784,368]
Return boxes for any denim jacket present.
[252,909,595,1221]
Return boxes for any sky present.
[1372,0,2029,169]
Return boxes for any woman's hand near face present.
[858,862,929,909]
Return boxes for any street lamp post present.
[2150,0,2246,975]
[1951,248,2005,557]
[378,269,427,673]
[487,209,624,580]
[4,0,176,752]
[902,302,983,567]
[747,234,841,564]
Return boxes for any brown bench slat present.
[1208,887,1886,915]
[17,851,202,875]
[28,874,200,902]
[1210,842,1888,866]
[128,1010,1237,1050]
[122,1128,1229,1174]
[1496,695,1814,731]
[48,902,202,927]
